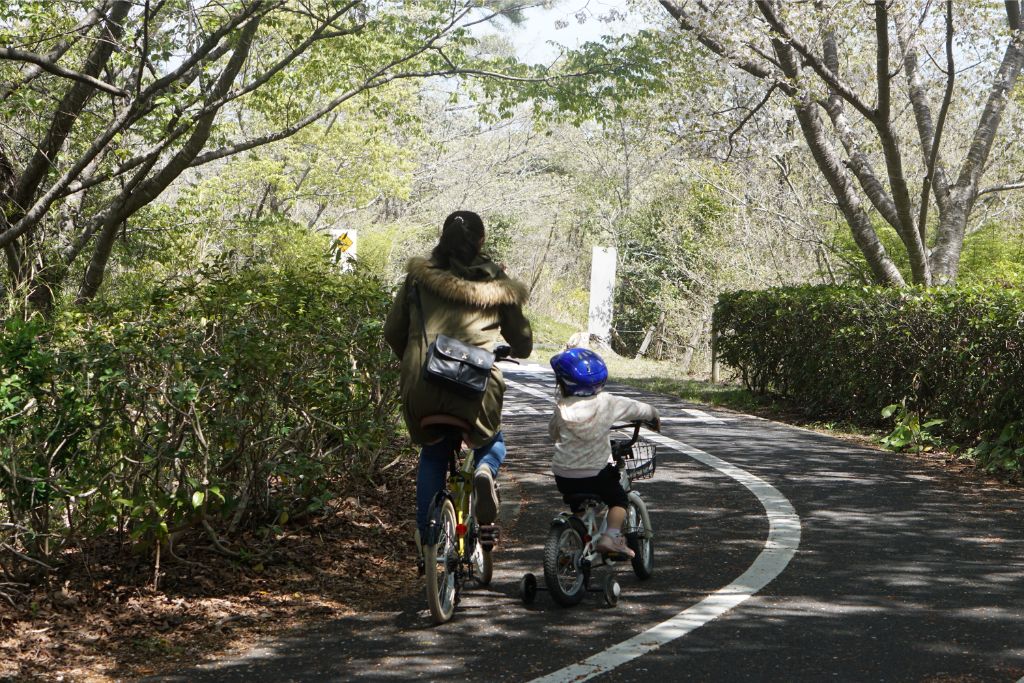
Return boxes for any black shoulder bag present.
[410,280,494,397]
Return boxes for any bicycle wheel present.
[424,498,458,623]
[470,528,493,587]
[626,499,653,580]
[543,520,586,607]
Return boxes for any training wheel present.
[603,574,620,607]
[520,572,538,605]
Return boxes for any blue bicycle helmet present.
[550,348,608,396]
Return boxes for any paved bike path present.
[153,365,1024,682]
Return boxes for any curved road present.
[154,365,1024,682]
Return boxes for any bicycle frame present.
[525,420,658,608]
[550,480,653,570]
[421,439,483,624]
[425,442,475,551]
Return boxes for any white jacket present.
[549,391,659,478]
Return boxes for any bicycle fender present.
[551,514,590,542]
[424,490,454,546]
[628,490,654,538]
[549,512,573,527]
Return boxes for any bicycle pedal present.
[478,524,500,548]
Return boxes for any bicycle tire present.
[471,530,493,586]
[626,499,653,580]
[424,498,458,623]
[543,519,586,607]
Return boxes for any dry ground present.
[0,462,419,682]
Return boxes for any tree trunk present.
[774,38,906,286]
[930,32,1024,283]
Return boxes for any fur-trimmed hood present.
[407,257,529,308]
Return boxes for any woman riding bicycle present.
[384,210,533,565]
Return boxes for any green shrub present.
[713,285,1024,472]
[0,257,402,573]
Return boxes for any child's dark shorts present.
[554,464,629,512]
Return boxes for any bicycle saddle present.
[563,493,604,508]
[420,414,476,446]
[420,414,474,432]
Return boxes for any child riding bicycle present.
[548,348,660,558]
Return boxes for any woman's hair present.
[432,211,485,268]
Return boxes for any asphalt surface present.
[151,364,1024,682]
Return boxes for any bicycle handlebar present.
[494,344,519,364]
[609,420,656,448]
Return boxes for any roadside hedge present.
[713,285,1024,470]
[0,260,402,574]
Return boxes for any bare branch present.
[10,0,133,214]
[77,15,264,302]
[978,179,1024,197]
[754,0,874,118]
[0,47,128,97]
[896,12,952,211]
[771,36,905,286]
[660,0,794,95]
[875,1,892,121]
[725,84,777,161]
[951,32,1024,195]
[0,3,268,250]
[916,1,955,244]
[819,19,901,231]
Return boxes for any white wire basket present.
[623,438,657,481]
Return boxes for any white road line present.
[681,408,727,423]
[660,416,732,424]
[503,378,802,683]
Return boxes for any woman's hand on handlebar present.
[645,416,661,433]
[494,344,518,363]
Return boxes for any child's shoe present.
[473,467,499,525]
[595,533,635,558]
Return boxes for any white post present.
[588,246,617,347]
[327,228,357,271]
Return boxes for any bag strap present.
[409,278,429,348]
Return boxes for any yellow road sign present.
[335,232,353,252]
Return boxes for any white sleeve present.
[606,393,659,425]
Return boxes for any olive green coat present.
[384,256,533,447]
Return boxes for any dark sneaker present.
[414,529,425,576]
[473,468,499,525]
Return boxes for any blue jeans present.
[416,431,506,536]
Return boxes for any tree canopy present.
[658,0,1023,285]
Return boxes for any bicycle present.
[421,346,514,624]
[520,420,657,608]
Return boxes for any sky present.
[486,1,652,65]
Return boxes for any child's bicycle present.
[420,346,514,624]
[520,420,657,608]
